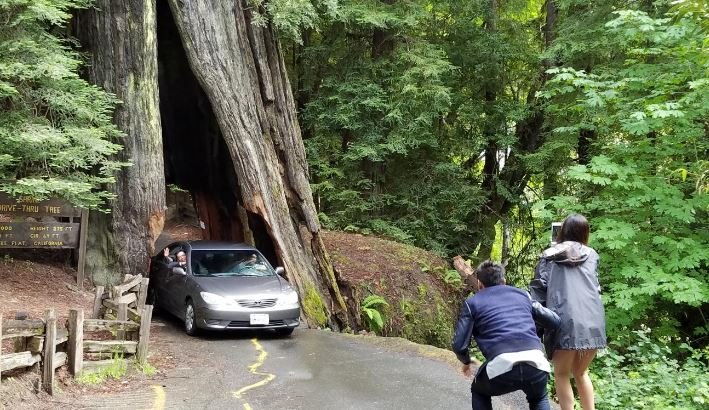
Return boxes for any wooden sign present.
[0,193,82,218]
[0,191,89,288]
[0,222,81,248]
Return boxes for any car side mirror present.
[275,266,285,276]
[172,266,186,276]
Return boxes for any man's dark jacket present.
[452,285,560,365]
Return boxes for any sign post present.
[0,193,88,289]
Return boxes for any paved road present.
[67,314,552,410]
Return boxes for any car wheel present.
[275,327,294,337]
[184,299,199,336]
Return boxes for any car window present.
[190,250,274,277]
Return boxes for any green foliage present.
[297,0,553,255]
[0,0,125,209]
[76,352,127,385]
[539,2,709,339]
[400,297,454,348]
[442,269,463,289]
[135,360,157,376]
[591,329,709,409]
[166,183,187,193]
[360,294,388,333]
[247,0,338,40]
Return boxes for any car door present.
[149,243,177,308]
[155,243,183,314]
[162,243,190,317]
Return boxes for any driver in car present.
[232,253,267,273]
[239,254,258,267]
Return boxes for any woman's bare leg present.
[572,350,597,410]
[553,350,576,410]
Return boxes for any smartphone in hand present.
[551,222,562,245]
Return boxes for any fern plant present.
[361,294,389,334]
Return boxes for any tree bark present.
[166,0,350,329]
[74,1,166,285]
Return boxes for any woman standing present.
[530,214,606,410]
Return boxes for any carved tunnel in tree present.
[155,1,277,263]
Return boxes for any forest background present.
[0,0,707,408]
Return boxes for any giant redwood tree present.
[74,1,166,286]
[74,0,350,329]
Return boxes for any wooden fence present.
[0,310,67,395]
[93,273,150,322]
[0,275,153,394]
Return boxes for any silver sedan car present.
[148,241,300,336]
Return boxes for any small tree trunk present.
[74,1,166,284]
[166,0,350,329]
[502,219,511,264]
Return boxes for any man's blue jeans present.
[470,362,550,410]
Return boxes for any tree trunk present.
[165,0,350,329]
[74,1,166,285]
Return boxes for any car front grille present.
[236,298,277,308]
[227,320,285,327]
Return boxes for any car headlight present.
[277,290,299,306]
[200,292,234,305]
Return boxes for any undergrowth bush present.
[76,353,127,385]
[591,329,709,409]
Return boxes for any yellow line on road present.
[151,385,166,410]
[233,338,276,404]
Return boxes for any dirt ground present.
[0,254,93,322]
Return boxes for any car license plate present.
[250,313,269,325]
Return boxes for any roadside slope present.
[323,231,461,347]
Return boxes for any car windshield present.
[190,250,275,277]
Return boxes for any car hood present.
[191,275,290,298]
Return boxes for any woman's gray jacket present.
[530,241,607,355]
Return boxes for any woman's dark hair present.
[558,214,590,245]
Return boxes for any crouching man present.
[452,261,560,410]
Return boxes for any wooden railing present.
[1,310,68,395]
[70,305,153,376]
[92,273,150,323]
[1,274,154,395]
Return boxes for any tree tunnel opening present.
[155,2,278,265]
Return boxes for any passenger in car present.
[164,248,188,269]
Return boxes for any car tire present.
[275,327,294,337]
[184,299,199,336]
